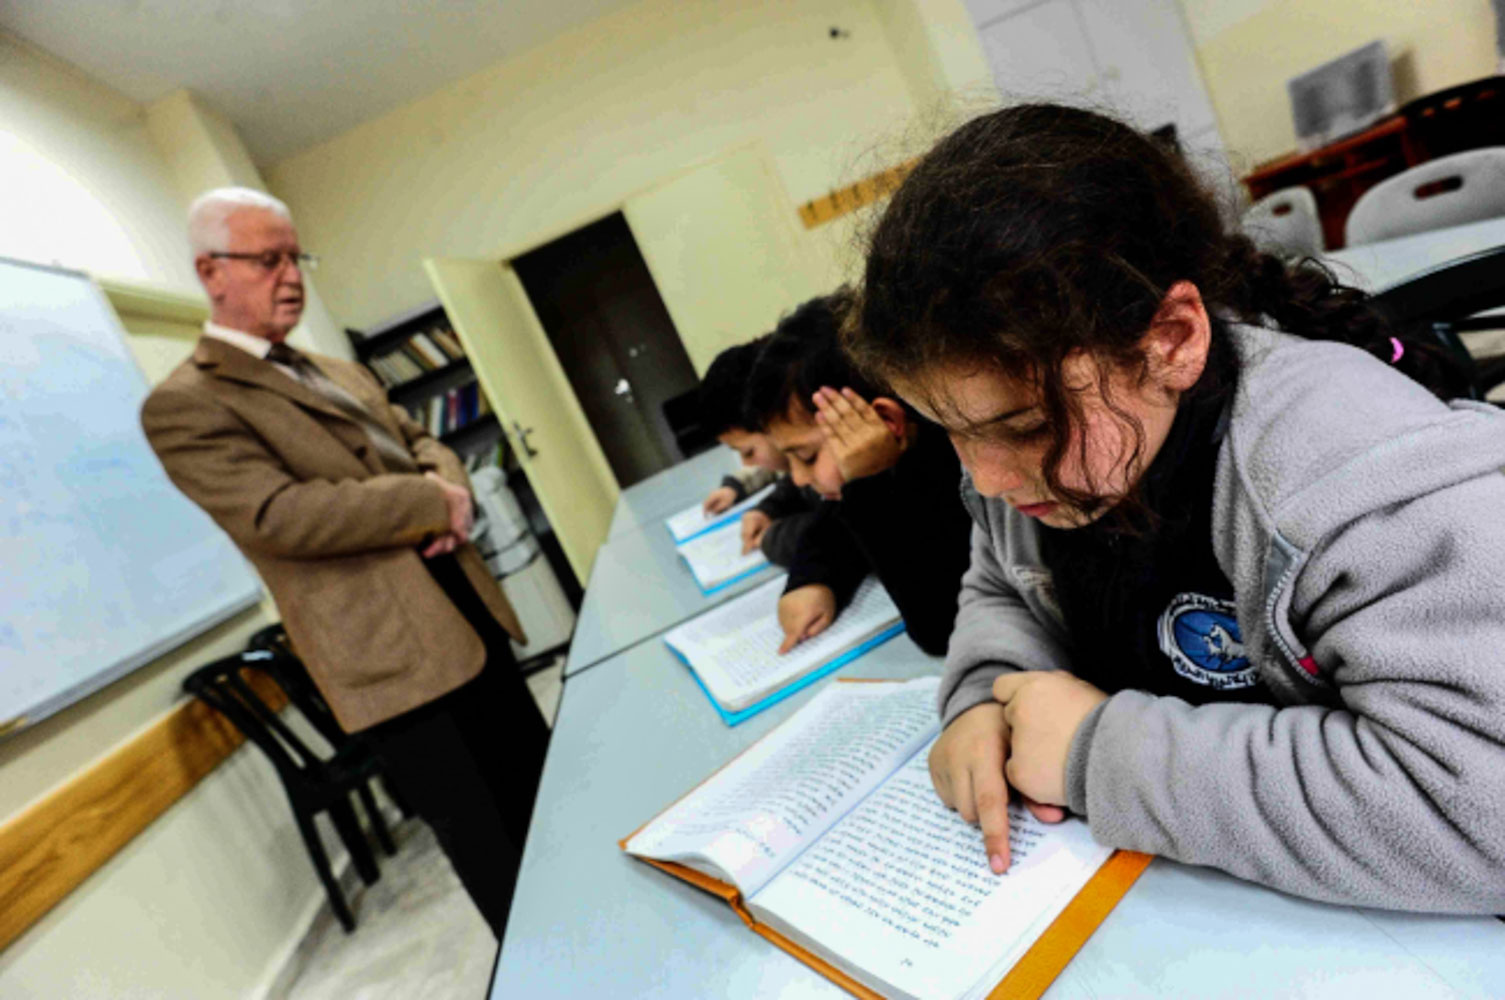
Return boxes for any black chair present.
[244,623,415,820]
[662,386,717,459]
[1367,244,1505,403]
[183,649,397,932]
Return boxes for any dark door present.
[512,214,699,488]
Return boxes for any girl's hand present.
[812,387,903,483]
[703,486,737,515]
[929,702,1066,875]
[741,510,772,555]
[776,584,836,654]
[991,671,1108,807]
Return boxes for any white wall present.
[265,0,928,329]
[0,34,330,1000]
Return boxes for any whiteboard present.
[0,258,261,736]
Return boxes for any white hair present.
[187,187,292,257]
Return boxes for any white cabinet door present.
[1075,0,1218,138]
[424,257,618,583]
[977,0,1101,105]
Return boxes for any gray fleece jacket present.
[940,323,1505,913]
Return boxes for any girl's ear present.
[870,397,909,438]
[1145,280,1211,393]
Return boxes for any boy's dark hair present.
[849,102,1465,516]
[697,340,765,436]
[744,290,881,432]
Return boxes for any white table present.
[606,446,739,541]
[564,517,779,676]
[495,635,1505,999]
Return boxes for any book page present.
[666,484,778,542]
[666,575,901,711]
[625,678,940,896]
[750,746,1112,1000]
[677,524,769,591]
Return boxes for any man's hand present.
[930,701,1068,875]
[425,471,474,543]
[703,486,737,515]
[776,584,836,654]
[811,387,903,483]
[992,671,1108,807]
[421,532,461,558]
[741,510,772,555]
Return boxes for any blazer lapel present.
[193,337,354,427]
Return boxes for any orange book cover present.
[620,679,1152,1000]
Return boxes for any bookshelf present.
[345,303,501,455]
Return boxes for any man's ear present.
[195,255,222,299]
[870,397,909,438]
[1144,280,1211,393]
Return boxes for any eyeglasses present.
[208,250,320,273]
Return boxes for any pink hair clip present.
[1389,337,1405,364]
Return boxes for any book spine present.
[433,328,467,360]
[401,342,438,371]
[409,333,449,367]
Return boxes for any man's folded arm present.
[142,386,449,559]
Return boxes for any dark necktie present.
[266,342,412,471]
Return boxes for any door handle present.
[511,420,539,458]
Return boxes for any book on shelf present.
[383,349,425,382]
[623,677,1152,1000]
[408,332,450,368]
[675,521,770,594]
[665,573,902,722]
[431,328,467,361]
[399,341,438,372]
[665,483,778,544]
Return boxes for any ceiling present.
[0,0,641,165]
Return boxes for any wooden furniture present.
[1245,76,1505,251]
[1244,116,1419,251]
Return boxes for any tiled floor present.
[266,657,563,1000]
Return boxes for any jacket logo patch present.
[1156,592,1257,690]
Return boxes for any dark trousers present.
[360,554,550,939]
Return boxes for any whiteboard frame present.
[0,256,263,741]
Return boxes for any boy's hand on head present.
[992,671,1108,808]
[812,387,903,483]
[929,700,1067,875]
[741,510,772,555]
[703,486,737,515]
[776,584,836,653]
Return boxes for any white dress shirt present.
[202,322,300,382]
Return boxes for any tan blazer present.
[141,337,525,732]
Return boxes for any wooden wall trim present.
[797,158,919,229]
[0,672,286,953]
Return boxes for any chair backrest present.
[1367,244,1505,402]
[1346,147,1505,246]
[1242,186,1324,256]
[183,651,330,783]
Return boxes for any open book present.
[665,574,904,723]
[623,679,1151,1000]
[666,484,778,544]
[676,521,770,594]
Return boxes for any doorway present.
[512,214,699,488]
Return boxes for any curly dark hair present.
[743,289,881,432]
[850,103,1457,514]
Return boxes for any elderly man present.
[141,187,547,938]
